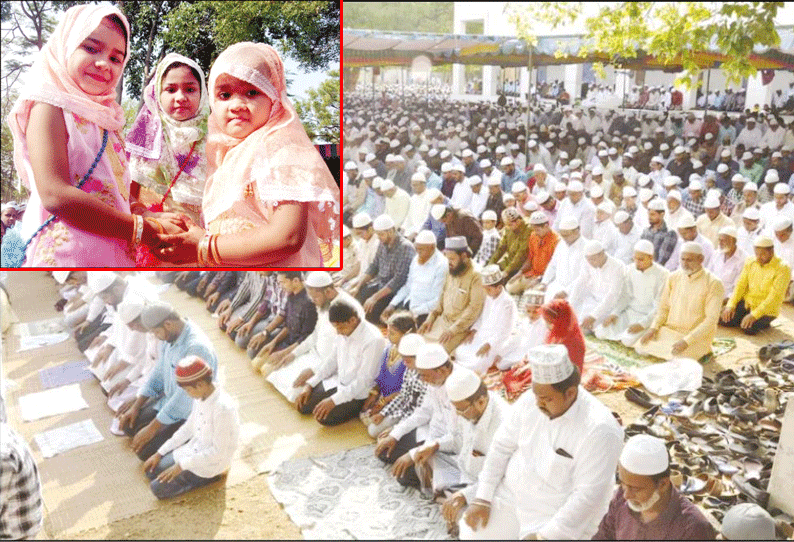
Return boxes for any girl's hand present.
[155,225,204,264]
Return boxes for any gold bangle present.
[146,218,164,234]
[210,234,221,266]
[196,236,206,266]
[131,215,139,245]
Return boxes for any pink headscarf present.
[8,3,131,189]
[203,42,339,243]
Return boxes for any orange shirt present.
[524,229,560,277]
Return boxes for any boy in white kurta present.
[143,356,239,499]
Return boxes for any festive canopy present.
[343,26,794,71]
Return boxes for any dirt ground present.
[5,270,793,540]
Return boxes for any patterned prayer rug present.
[268,445,451,540]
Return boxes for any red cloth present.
[541,299,585,374]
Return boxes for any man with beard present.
[418,237,485,353]
[641,200,679,268]
[432,204,483,256]
[593,435,715,540]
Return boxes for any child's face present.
[67,18,125,96]
[213,73,272,138]
[160,66,201,121]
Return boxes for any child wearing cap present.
[143,355,239,499]
[473,210,501,267]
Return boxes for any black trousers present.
[76,316,111,352]
[123,403,186,461]
[298,382,366,426]
[719,299,774,335]
[356,281,395,325]
[376,427,424,488]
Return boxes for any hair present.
[650,465,671,484]
[277,271,303,281]
[328,300,358,323]
[104,14,128,46]
[161,61,202,91]
[468,381,488,402]
[387,311,416,334]
[551,365,581,394]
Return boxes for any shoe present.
[625,387,660,409]
[732,474,769,507]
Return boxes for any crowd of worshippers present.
[51,271,239,501]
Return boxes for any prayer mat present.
[267,444,451,540]
[38,359,92,389]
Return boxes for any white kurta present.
[613,225,642,264]
[402,191,433,238]
[594,262,669,345]
[385,187,411,228]
[454,289,518,374]
[568,255,626,326]
[711,248,748,299]
[737,226,762,257]
[774,236,794,281]
[390,378,460,452]
[456,394,508,504]
[461,388,624,540]
[593,220,619,257]
[468,188,488,219]
[554,198,596,239]
[666,234,715,272]
[450,181,473,211]
[541,236,587,303]
[498,315,547,369]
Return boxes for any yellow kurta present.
[696,212,734,247]
[636,267,724,361]
[425,262,486,353]
[727,255,790,319]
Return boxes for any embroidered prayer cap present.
[398,333,425,357]
[53,271,70,285]
[613,210,630,225]
[481,210,498,222]
[88,271,117,294]
[373,214,395,231]
[681,241,703,255]
[305,271,333,288]
[431,203,448,221]
[743,207,760,221]
[529,344,574,384]
[718,225,738,239]
[141,302,175,330]
[619,434,669,476]
[415,229,437,245]
[444,236,468,252]
[415,342,449,369]
[445,366,482,402]
[634,239,654,255]
[529,211,549,225]
[118,296,145,325]
[175,355,212,385]
[773,216,793,232]
[721,503,775,540]
[480,264,504,286]
[352,212,372,229]
[584,239,605,257]
[648,199,666,212]
[559,216,579,231]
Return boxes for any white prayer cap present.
[380,179,395,192]
[569,158,582,169]
[441,162,454,173]
[650,155,664,164]
[415,342,449,369]
[53,271,70,284]
[597,200,614,215]
[555,181,568,193]
[720,148,732,158]
[462,149,474,158]
[643,142,653,150]
[688,179,703,191]
[480,159,492,168]
[570,171,583,180]
[559,216,579,231]
[741,151,753,161]
[766,170,779,182]
[772,151,782,158]
[88,271,117,294]
[431,203,448,221]
[585,239,605,256]
[774,183,790,195]
[523,199,539,213]
[704,196,721,209]
[342,225,351,237]
[426,188,443,202]
[495,145,506,154]
[415,229,437,245]
[743,207,760,221]
[486,175,502,187]
[453,163,465,173]
[500,156,514,166]
[440,150,452,160]
[533,163,547,173]
[613,210,630,225]
[597,149,608,157]
[390,139,400,148]
[480,264,504,286]
[721,503,776,540]
[445,366,482,402]
[529,344,574,384]
[365,153,376,162]
[344,160,358,170]
[660,143,670,151]
[373,214,395,231]
[445,236,468,251]
[628,145,639,154]
[681,241,703,255]
[535,191,551,204]
[398,333,425,357]
[742,181,758,193]
[639,188,654,203]
[141,302,174,330]
[590,184,604,198]
[352,212,372,228]
[468,175,483,186]
[592,165,604,176]
[719,225,738,238]
[677,214,696,229]
[372,177,383,190]
[774,216,793,232]
[411,172,427,183]
[754,236,775,248]
[305,271,333,288]
[511,181,527,193]
[529,211,549,225]
[622,186,637,198]
[716,163,729,173]
[118,298,145,325]
[731,173,746,184]
[568,180,584,193]
[634,239,654,255]
[663,176,681,187]
[619,435,669,476]
[384,154,395,163]
[648,199,666,211]
[428,148,439,158]
[674,145,686,154]
[481,210,498,222]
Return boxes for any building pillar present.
[746,71,772,110]
[564,63,583,102]
[483,65,498,99]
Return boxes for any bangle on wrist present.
[209,234,221,266]
[145,218,164,234]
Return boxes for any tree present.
[507,2,784,87]
[343,2,453,33]
[294,69,339,143]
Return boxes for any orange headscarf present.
[203,42,339,244]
